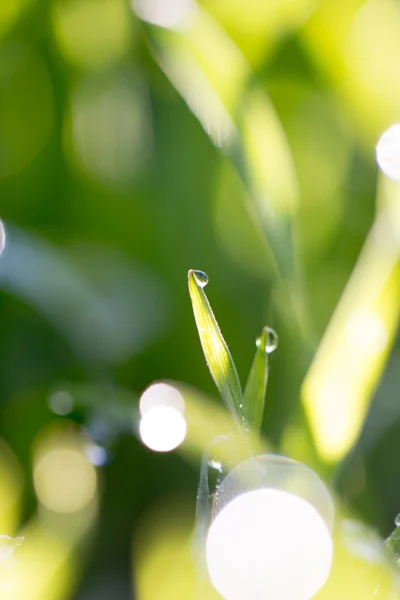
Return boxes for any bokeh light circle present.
[207,488,333,600]
[139,405,187,452]
[139,382,185,416]
[34,446,97,513]
[207,455,334,600]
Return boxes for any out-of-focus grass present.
[1,0,400,597]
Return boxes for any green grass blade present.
[188,269,243,420]
[244,326,278,433]
[194,450,211,572]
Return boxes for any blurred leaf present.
[302,0,400,143]
[146,25,237,146]
[0,43,53,178]
[202,0,318,67]
[9,516,94,600]
[134,499,221,600]
[244,326,272,434]
[240,88,299,218]
[317,518,400,599]
[144,11,309,343]
[303,203,400,463]
[266,81,351,264]
[0,0,28,40]
[0,440,23,534]
[143,7,300,224]
[187,270,243,421]
[147,7,248,116]
[213,160,276,279]
[0,228,166,364]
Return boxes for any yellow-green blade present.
[188,269,243,420]
[302,179,400,463]
[244,326,278,433]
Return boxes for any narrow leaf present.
[302,202,400,463]
[188,269,243,419]
[194,450,211,573]
[244,326,278,433]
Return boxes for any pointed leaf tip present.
[188,269,243,420]
[189,269,209,288]
[244,326,275,434]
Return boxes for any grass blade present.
[244,326,277,433]
[302,202,400,463]
[194,450,211,572]
[188,269,243,420]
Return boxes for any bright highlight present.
[139,383,185,416]
[302,213,400,462]
[139,383,187,452]
[133,0,196,30]
[376,124,400,181]
[0,220,5,256]
[206,488,333,600]
[139,405,187,452]
[346,308,388,356]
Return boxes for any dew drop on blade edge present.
[0,220,6,256]
[192,270,209,288]
[395,513,400,527]
[256,327,279,353]
[266,327,279,354]
[208,458,223,472]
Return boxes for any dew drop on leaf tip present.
[395,513,400,527]
[191,270,209,288]
[256,327,279,354]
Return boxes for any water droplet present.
[0,536,24,562]
[256,326,279,354]
[0,220,5,257]
[395,513,400,527]
[208,458,223,472]
[191,270,208,288]
[266,328,279,354]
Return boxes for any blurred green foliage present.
[1,0,400,598]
